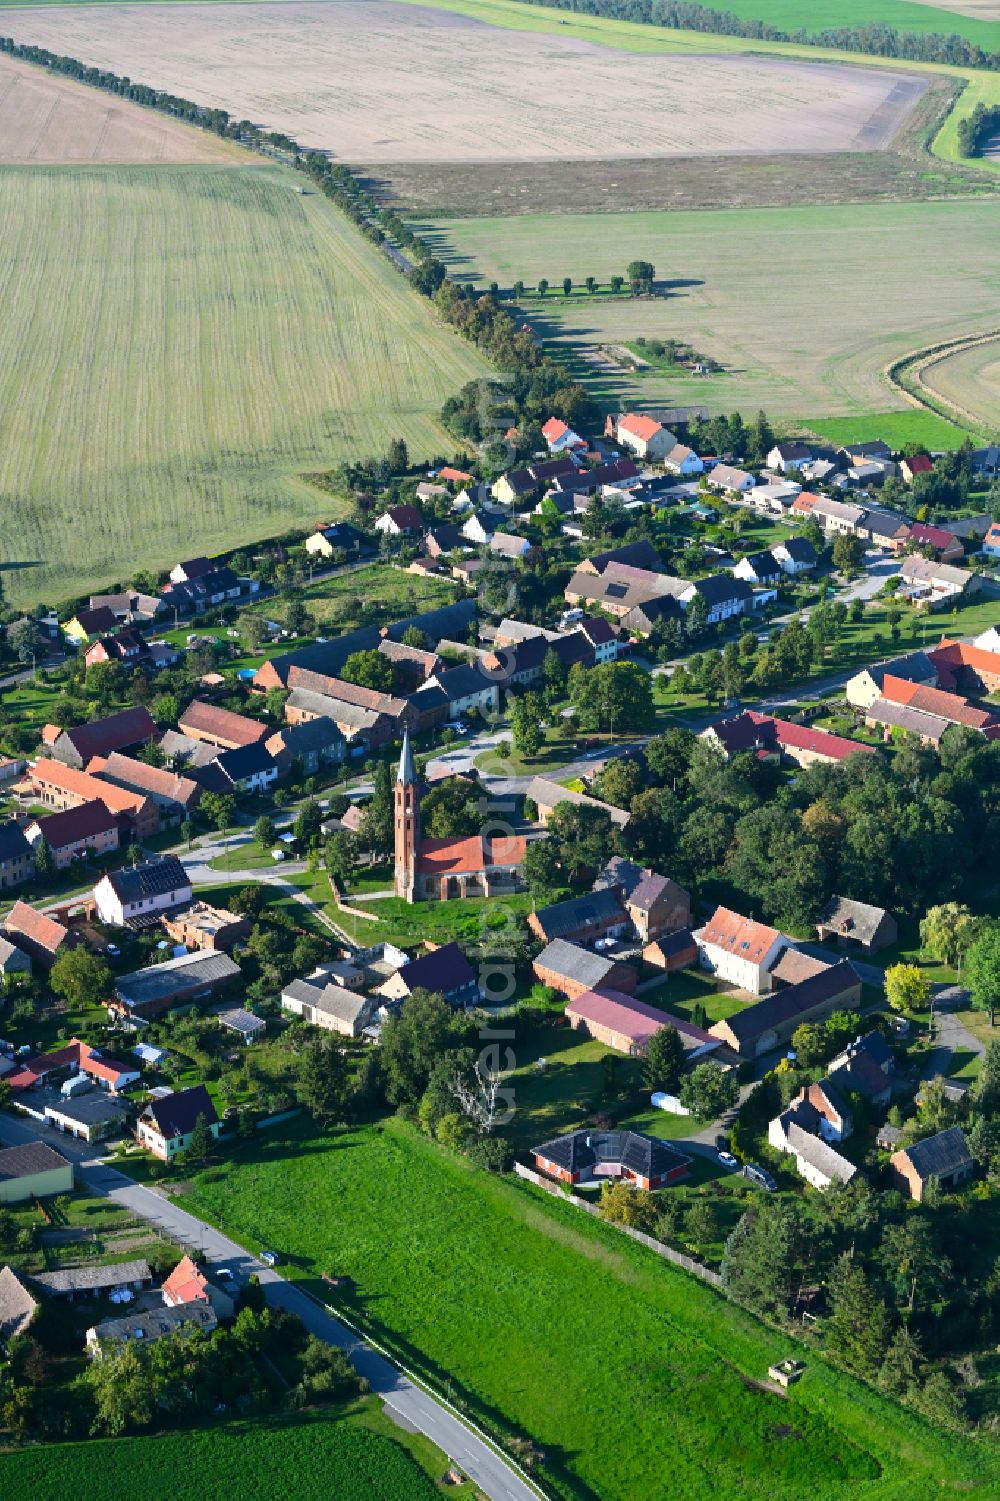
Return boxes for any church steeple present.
[394,728,419,903]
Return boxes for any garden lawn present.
[0,1409,443,1501]
[183,1116,999,1501]
[298,880,535,950]
[259,563,460,632]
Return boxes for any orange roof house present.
[438,466,474,485]
[2,900,81,968]
[162,1255,210,1308]
[695,905,787,996]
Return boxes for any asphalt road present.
[0,1111,540,1501]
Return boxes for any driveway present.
[919,985,986,1081]
[0,1112,540,1501]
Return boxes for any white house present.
[542,417,584,454]
[94,856,192,928]
[374,505,422,537]
[705,463,754,494]
[766,442,813,473]
[663,443,704,477]
[768,1111,857,1191]
[981,524,1000,560]
[678,575,753,625]
[770,538,817,576]
[615,413,677,462]
[461,512,496,546]
[732,552,781,587]
[694,905,786,995]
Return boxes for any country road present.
[0,1111,542,1501]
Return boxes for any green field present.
[0,162,487,608]
[181,1116,1000,1501]
[804,409,973,448]
[424,199,1000,423]
[0,1411,442,1500]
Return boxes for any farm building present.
[0,1142,74,1203]
[532,939,637,1001]
[815,896,897,954]
[564,987,720,1059]
[707,961,861,1058]
[891,1126,974,1202]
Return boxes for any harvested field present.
[0,0,928,162]
[918,335,1000,432]
[0,163,487,608]
[423,198,1000,422]
[0,53,246,164]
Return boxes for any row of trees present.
[520,261,657,298]
[503,0,1000,71]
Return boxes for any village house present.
[899,554,981,605]
[827,1031,895,1109]
[770,537,818,576]
[663,442,704,476]
[541,417,585,453]
[87,1303,217,1357]
[281,969,378,1037]
[768,1107,857,1191]
[94,855,193,928]
[264,717,345,776]
[705,463,754,494]
[162,902,250,953]
[701,710,873,770]
[642,930,699,974]
[766,441,813,472]
[304,521,366,559]
[63,605,120,645]
[845,651,938,710]
[532,1127,690,1190]
[808,496,865,536]
[930,637,1000,694]
[111,951,241,1024]
[870,678,996,734]
[376,941,480,1008]
[91,752,202,823]
[983,522,1000,560]
[855,509,911,553]
[527,889,629,946]
[532,938,637,1000]
[2,900,80,969]
[49,706,158,770]
[816,895,897,954]
[614,412,676,462]
[907,521,963,562]
[0,1142,74,1204]
[695,906,787,994]
[26,802,121,870]
[374,504,423,537]
[732,551,782,587]
[6,1036,140,1096]
[0,1267,37,1341]
[623,871,691,943]
[136,1084,220,1161]
[30,758,159,839]
[526,776,630,829]
[177,700,268,751]
[708,960,861,1058]
[162,1254,235,1320]
[891,1126,974,1202]
[213,743,281,795]
[84,630,149,669]
[680,574,753,624]
[900,453,933,485]
[565,987,721,1060]
[0,822,35,891]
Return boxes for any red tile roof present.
[59,706,157,762]
[438,467,473,484]
[770,716,874,762]
[881,675,995,728]
[3,900,70,957]
[905,454,933,475]
[542,417,570,442]
[178,700,268,747]
[32,758,149,817]
[698,905,781,963]
[162,1254,209,1307]
[929,638,1000,686]
[417,834,526,876]
[909,521,956,550]
[618,412,663,443]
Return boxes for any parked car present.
[215,1267,237,1285]
[717,1151,739,1171]
[743,1162,777,1191]
[260,1249,281,1267]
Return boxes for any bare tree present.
[452,1055,511,1133]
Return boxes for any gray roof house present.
[891,1125,974,1201]
[816,896,897,954]
[281,971,377,1037]
[0,1265,37,1340]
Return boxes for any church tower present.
[394,728,419,903]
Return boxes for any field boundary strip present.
[886,327,1000,436]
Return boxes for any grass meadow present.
[0,162,487,608]
[182,1116,1000,1501]
[423,198,1000,425]
[804,409,973,448]
[0,1410,444,1501]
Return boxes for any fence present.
[328,876,381,923]
[513,1163,724,1289]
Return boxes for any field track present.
[890,330,1000,434]
[0,163,488,607]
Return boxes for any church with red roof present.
[394,730,525,902]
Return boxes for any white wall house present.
[616,414,676,462]
[694,906,786,995]
[94,858,193,928]
[664,444,704,476]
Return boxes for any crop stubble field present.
[0,0,930,162]
[0,158,487,606]
[423,199,1000,422]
